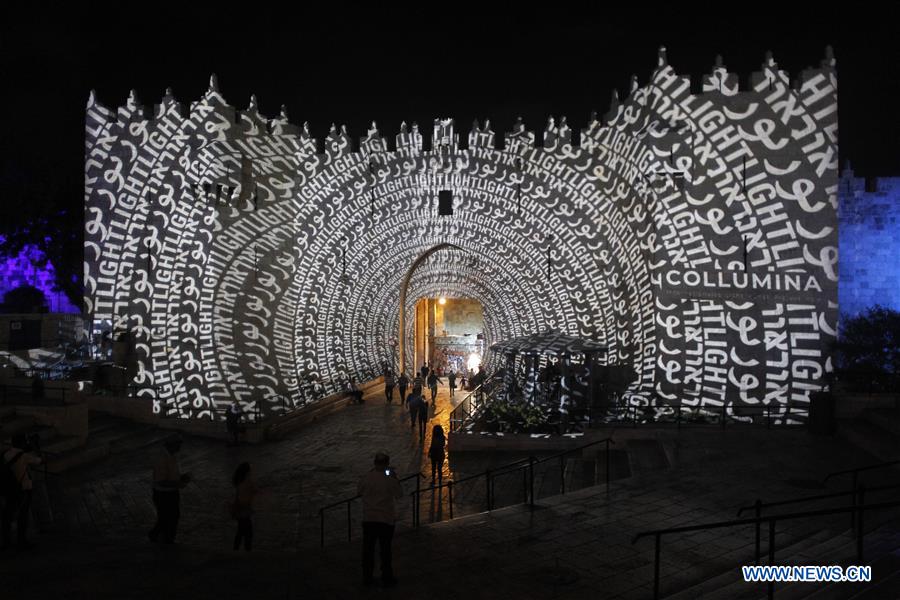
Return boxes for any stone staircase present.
[0,404,83,457]
[2,406,169,475]
[838,408,900,462]
[44,411,171,473]
[662,524,900,599]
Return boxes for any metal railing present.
[633,497,900,600]
[448,379,501,433]
[736,481,900,556]
[632,460,900,599]
[318,473,422,547]
[824,459,900,486]
[410,437,615,528]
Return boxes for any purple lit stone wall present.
[0,237,80,313]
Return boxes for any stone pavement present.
[25,381,558,552]
[2,380,898,599]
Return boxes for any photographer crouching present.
[2,433,43,551]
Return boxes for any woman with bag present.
[231,462,257,551]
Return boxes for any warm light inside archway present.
[438,297,447,305]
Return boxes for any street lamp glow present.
[438,297,447,305]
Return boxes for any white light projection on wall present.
[83,48,839,421]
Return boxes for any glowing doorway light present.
[438,297,447,305]
[467,352,482,372]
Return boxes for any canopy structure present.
[489,331,607,357]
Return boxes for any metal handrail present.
[633,494,900,600]
[449,381,493,433]
[410,437,615,527]
[736,482,900,517]
[318,473,422,547]
[824,459,900,483]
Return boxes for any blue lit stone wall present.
[838,169,900,318]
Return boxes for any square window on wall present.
[438,190,453,216]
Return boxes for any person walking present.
[397,372,409,405]
[417,396,429,438]
[426,370,442,405]
[384,370,395,404]
[428,425,446,483]
[407,391,424,431]
[148,435,191,544]
[231,462,257,551]
[358,452,402,587]
[1,433,43,550]
[412,373,423,397]
[420,363,429,379]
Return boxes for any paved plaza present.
[2,381,898,599]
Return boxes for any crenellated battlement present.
[85,47,837,157]
[83,44,840,420]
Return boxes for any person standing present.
[384,370,395,404]
[426,370,442,405]
[397,372,409,405]
[447,370,457,398]
[420,363,429,379]
[348,377,364,404]
[231,462,257,551]
[428,425,446,483]
[1,434,43,550]
[226,400,243,446]
[412,373,423,397]
[358,452,402,587]
[148,436,191,544]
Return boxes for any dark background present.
[1,2,898,303]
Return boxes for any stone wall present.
[838,168,900,318]
[83,47,839,421]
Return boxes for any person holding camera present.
[1,433,43,550]
[148,435,191,544]
[357,452,403,587]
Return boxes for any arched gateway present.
[83,48,839,420]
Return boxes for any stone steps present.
[45,413,170,474]
[837,418,900,462]
[41,433,85,455]
[847,567,900,598]
[864,408,900,436]
[0,412,36,439]
[771,528,900,599]
[661,526,900,600]
[661,529,836,600]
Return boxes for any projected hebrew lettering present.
[83,48,839,421]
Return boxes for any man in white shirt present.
[148,435,190,544]
[358,452,403,587]
[2,433,43,550]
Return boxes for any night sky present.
[1,3,898,232]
